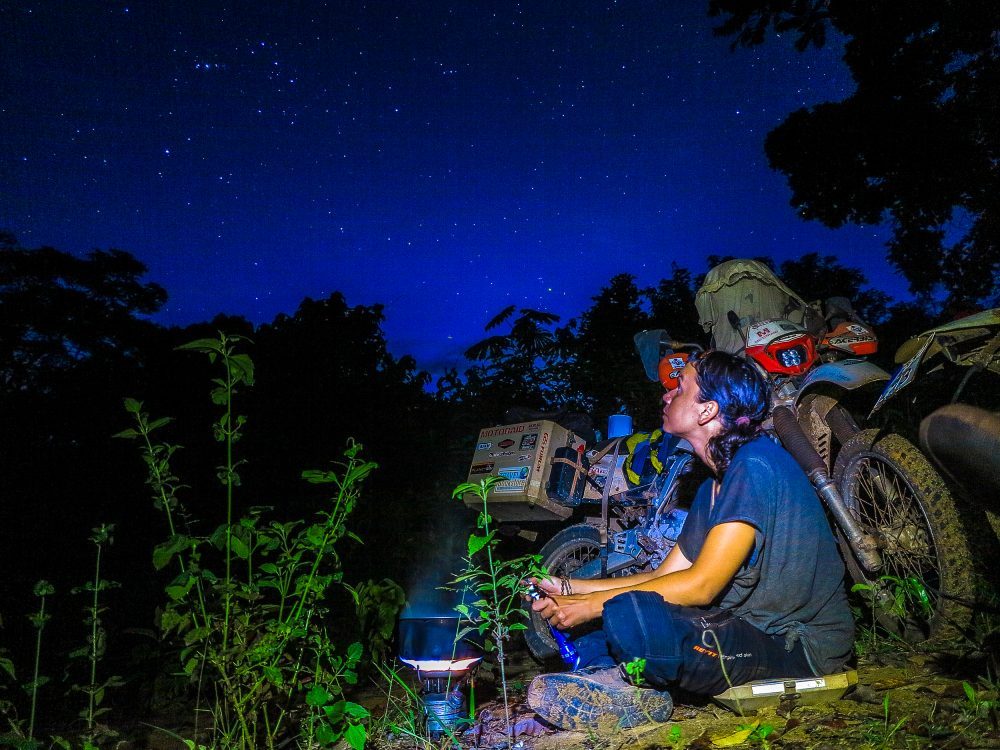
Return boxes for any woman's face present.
[661,362,703,437]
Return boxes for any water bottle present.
[525,583,580,669]
[607,413,633,439]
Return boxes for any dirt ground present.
[370,637,1000,750]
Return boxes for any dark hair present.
[692,350,770,477]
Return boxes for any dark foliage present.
[709,0,1000,308]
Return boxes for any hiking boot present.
[527,665,673,731]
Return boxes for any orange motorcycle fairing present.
[743,318,818,376]
[822,321,878,356]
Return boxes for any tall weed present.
[117,333,378,749]
[450,476,544,748]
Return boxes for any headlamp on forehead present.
[658,352,690,390]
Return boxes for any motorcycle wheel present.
[523,524,641,663]
[834,429,975,642]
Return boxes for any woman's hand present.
[529,592,600,629]
[526,576,561,597]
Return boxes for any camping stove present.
[398,616,483,736]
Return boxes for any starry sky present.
[1,1,906,373]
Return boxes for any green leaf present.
[345,722,367,750]
[123,397,142,414]
[152,535,190,571]
[451,482,480,499]
[230,530,251,560]
[346,461,377,485]
[229,353,255,385]
[209,523,228,549]
[324,699,346,723]
[302,469,336,484]
[306,524,327,546]
[347,641,363,664]
[467,531,494,557]
[316,723,340,745]
[259,562,279,574]
[33,579,55,596]
[344,701,369,720]
[112,427,139,439]
[176,338,224,353]
[964,681,976,702]
[307,685,333,707]
[165,583,189,601]
[0,657,15,680]
[263,665,283,686]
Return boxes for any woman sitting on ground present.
[528,349,854,731]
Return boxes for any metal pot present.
[397,616,482,662]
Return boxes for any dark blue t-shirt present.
[676,435,854,675]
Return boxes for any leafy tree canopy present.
[0,234,166,393]
[709,0,1000,307]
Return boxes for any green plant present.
[450,476,545,749]
[25,580,55,743]
[370,660,465,750]
[747,721,774,748]
[862,693,907,749]
[349,578,407,667]
[118,334,379,750]
[67,524,124,748]
[665,723,683,747]
[961,679,999,721]
[0,619,27,747]
[624,657,647,687]
[852,575,933,636]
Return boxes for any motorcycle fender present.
[795,360,889,405]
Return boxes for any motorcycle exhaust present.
[771,406,882,573]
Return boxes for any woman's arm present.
[533,540,694,597]
[566,541,694,594]
[533,521,756,628]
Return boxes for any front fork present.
[772,406,883,573]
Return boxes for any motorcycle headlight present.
[777,346,805,369]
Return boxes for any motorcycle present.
[873,310,1000,627]
[874,309,1000,492]
[724,302,979,642]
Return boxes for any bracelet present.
[560,576,573,596]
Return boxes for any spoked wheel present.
[523,524,643,662]
[834,430,975,642]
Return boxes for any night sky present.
[1,2,906,373]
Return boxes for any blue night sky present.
[1,2,906,373]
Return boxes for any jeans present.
[574,591,814,696]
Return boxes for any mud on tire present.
[834,429,977,642]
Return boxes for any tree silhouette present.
[0,236,166,394]
[646,263,706,345]
[708,0,1000,307]
[778,252,891,324]
[560,275,660,427]
[459,305,565,418]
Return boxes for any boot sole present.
[527,673,673,731]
